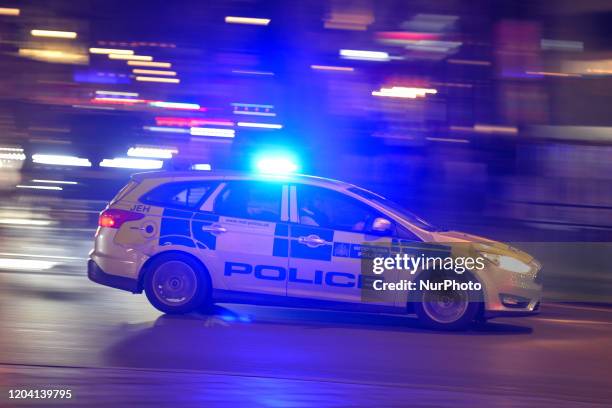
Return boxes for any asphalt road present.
[0,226,611,407]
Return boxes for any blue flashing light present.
[255,156,299,175]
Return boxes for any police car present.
[88,171,542,330]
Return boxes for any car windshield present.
[347,186,439,232]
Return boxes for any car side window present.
[297,185,392,235]
[214,181,282,222]
[141,181,215,209]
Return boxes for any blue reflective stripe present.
[274,223,289,237]
[159,209,218,250]
[160,235,196,248]
[162,208,194,218]
[273,238,288,257]
[160,217,190,237]
[193,212,219,221]
[191,220,217,250]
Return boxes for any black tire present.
[143,253,211,314]
[413,271,483,331]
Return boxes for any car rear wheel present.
[144,253,210,314]
[413,272,482,330]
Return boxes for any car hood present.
[428,230,534,263]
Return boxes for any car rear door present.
[203,180,290,296]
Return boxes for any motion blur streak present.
[108,54,153,61]
[18,49,87,64]
[99,158,163,169]
[89,48,134,55]
[237,122,283,129]
[225,16,270,26]
[32,180,78,185]
[149,102,199,110]
[95,90,139,97]
[31,155,91,167]
[310,65,355,72]
[0,7,19,16]
[132,69,177,76]
[0,258,57,270]
[190,127,236,138]
[16,185,63,191]
[0,218,52,225]
[127,146,177,159]
[127,61,172,68]
[93,97,145,104]
[372,86,437,98]
[339,49,390,61]
[143,126,189,134]
[135,76,180,83]
[30,29,77,39]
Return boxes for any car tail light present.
[98,209,144,229]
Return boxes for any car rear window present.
[110,180,139,205]
[141,181,216,209]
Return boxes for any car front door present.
[287,184,403,305]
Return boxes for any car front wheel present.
[413,272,482,330]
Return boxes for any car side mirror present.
[372,217,392,233]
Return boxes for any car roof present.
[130,170,357,191]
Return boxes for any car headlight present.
[481,253,531,273]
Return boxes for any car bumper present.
[484,301,540,318]
[88,259,140,293]
[479,264,543,317]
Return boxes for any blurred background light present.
[132,69,176,76]
[190,127,235,138]
[231,70,274,76]
[99,158,164,169]
[18,49,87,64]
[0,7,19,16]
[339,49,389,61]
[237,122,282,129]
[310,65,354,72]
[372,86,437,98]
[127,61,171,68]
[155,117,230,127]
[225,16,270,26]
[32,179,78,185]
[0,258,58,271]
[89,48,134,55]
[32,154,91,167]
[30,29,77,39]
[149,101,199,110]
[191,163,212,171]
[108,54,152,61]
[127,146,178,159]
[232,103,275,117]
[95,90,139,97]
[135,76,180,83]
[143,126,189,134]
[0,147,26,161]
[0,218,52,226]
[16,185,63,191]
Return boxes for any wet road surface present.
[0,227,611,406]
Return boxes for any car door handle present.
[298,234,329,247]
[201,224,227,234]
